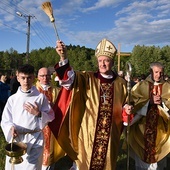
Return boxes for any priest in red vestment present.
[36,67,65,169]
[49,39,130,170]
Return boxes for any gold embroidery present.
[144,83,162,163]
[90,83,113,169]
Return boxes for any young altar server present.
[1,64,54,170]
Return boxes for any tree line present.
[0,44,170,78]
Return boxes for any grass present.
[0,127,6,170]
[0,127,130,170]
[116,135,135,170]
[0,127,169,170]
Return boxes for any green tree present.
[130,45,163,76]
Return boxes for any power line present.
[0,21,25,35]
[0,1,55,51]
[31,24,50,47]
[32,17,54,46]
[1,1,55,47]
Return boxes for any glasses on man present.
[39,75,50,78]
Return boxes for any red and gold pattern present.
[36,82,56,166]
[90,83,113,169]
[37,87,53,106]
[144,83,162,163]
[144,105,159,163]
[42,126,51,165]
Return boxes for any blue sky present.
[0,0,170,53]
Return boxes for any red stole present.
[36,85,54,165]
[37,87,53,104]
[144,83,163,163]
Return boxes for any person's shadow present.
[49,155,73,170]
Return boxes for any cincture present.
[19,129,42,135]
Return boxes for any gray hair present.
[150,62,164,70]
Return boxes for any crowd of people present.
[0,38,170,170]
[0,73,10,122]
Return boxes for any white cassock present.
[1,86,54,170]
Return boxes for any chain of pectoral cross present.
[100,82,113,104]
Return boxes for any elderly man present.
[129,62,170,170]
[36,67,64,170]
[49,39,132,170]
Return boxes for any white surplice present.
[1,86,54,170]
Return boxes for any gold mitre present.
[95,38,117,59]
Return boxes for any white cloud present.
[0,0,170,52]
[82,0,120,12]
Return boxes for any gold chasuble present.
[56,71,127,170]
[129,76,170,163]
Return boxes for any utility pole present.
[16,12,34,63]
[26,15,31,63]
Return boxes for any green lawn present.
[0,127,6,170]
[0,127,131,170]
[0,127,169,170]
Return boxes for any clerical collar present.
[154,82,162,85]
[95,71,116,84]
[40,84,50,91]
[21,89,31,93]
[100,73,113,79]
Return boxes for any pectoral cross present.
[101,93,108,104]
